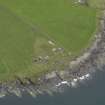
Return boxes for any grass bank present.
[0,0,100,81]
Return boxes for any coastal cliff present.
[0,7,105,99]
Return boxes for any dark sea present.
[0,71,105,105]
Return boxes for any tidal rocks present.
[1,10,105,98]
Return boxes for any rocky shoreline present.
[1,10,105,98]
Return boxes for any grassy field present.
[89,0,105,9]
[0,0,100,81]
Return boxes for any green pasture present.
[0,0,101,81]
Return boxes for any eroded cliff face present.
[0,8,105,99]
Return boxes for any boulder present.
[77,0,88,5]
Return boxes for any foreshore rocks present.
[1,11,105,98]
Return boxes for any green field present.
[0,0,101,81]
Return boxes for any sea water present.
[0,70,105,105]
